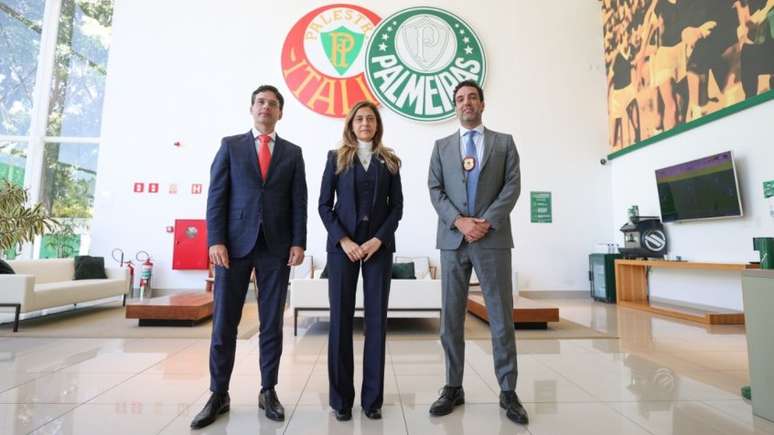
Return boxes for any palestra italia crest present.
[281,4,381,118]
[364,7,486,122]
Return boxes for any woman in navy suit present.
[318,100,403,421]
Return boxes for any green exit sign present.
[764,180,774,199]
[530,191,552,223]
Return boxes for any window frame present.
[0,0,110,259]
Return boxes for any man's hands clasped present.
[455,217,491,243]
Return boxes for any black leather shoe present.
[364,408,382,420]
[334,408,352,421]
[500,391,529,425]
[259,388,285,421]
[190,392,230,429]
[429,386,465,416]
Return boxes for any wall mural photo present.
[602,0,774,156]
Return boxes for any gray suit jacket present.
[428,127,521,250]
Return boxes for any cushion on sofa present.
[394,256,431,279]
[392,262,416,279]
[0,259,14,274]
[74,256,108,280]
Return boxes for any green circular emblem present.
[364,7,486,122]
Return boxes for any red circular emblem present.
[281,4,381,118]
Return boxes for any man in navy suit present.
[191,85,307,429]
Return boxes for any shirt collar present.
[459,125,484,138]
[252,128,276,142]
[357,140,373,151]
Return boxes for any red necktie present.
[258,134,271,180]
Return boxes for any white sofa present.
[0,258,130,331]
[289,256,442,335]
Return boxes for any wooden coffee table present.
[125,292,213,326]
[467,294,559,329]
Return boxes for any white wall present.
[90,0,611,291]
[610,100,774,310]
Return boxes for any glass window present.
[46,0,113,137]
[0,140,27,185]
[1,140,28,258]
[39,141,98,257]
[0,0,46,136]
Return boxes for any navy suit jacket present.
[318,150,403,253]
[206,130,307,259]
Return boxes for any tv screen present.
[655,151,743,222]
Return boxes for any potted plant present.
[0,180,59,259]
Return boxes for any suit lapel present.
[343,159,355,206]
[241,131,262,181]
[447,133,465,181]
[372,154,384,209]
[264,135,287,183]
[480,128,495,171]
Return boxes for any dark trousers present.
[327,223,392,411]
[209,231,290,393]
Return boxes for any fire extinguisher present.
[126,261,135,296]
[112,248,135,299]
[136,250,153,299]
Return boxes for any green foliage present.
[43,219,80,258]
[0,180,59,253]
[42,147,94,219]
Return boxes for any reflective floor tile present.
[29,403,184,435]
[0,372,132,404]
[402,403,529,435]
[0,403,76,435]
[89,372,208,406]
[159,404,289,435]
[285,405,407,435]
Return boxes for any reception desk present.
[614,259,753,325]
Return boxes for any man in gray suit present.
[427,80,528,425]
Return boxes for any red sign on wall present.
[281,4,381,118]
[133,182,144,193]
[148,183,159,193]
[192,184,203,194]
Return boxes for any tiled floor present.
[1,297,772,434]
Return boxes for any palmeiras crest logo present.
[281,4,381,118]
[364,7,486,122]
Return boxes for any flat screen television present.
[655,151,743,223]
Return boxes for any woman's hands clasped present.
[339,236,383,262]
[359,237,382,262]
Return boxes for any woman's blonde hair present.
[336,101,401,175]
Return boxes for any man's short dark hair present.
[453,80,484,102]
[251,85,284,110]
